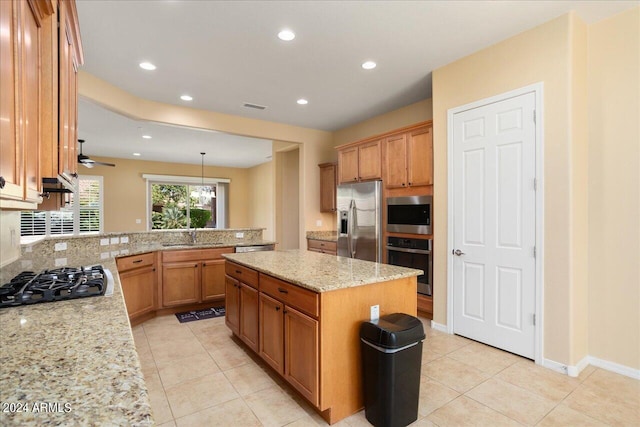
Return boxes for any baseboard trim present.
[430,321,448,333]
[544,355,640,379]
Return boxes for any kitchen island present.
[223,249,422,424]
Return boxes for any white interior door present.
[452,92,537,359]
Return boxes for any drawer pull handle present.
[278,287,288,294]
[235,270,242,274]
[133,260,143,264]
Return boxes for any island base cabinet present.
[225,276,240,335]
[239,284,259,352]
[259,293,284,375]
[285,306,319,407]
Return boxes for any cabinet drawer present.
[260,273,319,318]
[307,239,337,252]
[116,252,155,272]
[225,261,259,288]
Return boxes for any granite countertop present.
[306,230,338,242]
[0,230,274,425]
[0,260,153,426]
[223,249,422,293]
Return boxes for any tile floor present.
[132,315,640,426]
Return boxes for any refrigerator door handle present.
[347,199,354,257]
[350,199,357,258]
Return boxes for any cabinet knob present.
[402,183,406,187]
[408,182,412,186]
[194,264,198,268]
[275,306,280,311]
[0,176,5,189]
[354,177,357,181]
[203,263,206,266]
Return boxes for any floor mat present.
[175,307,225,323]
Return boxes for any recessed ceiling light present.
[142,135,152,139]
[180,95,193,101]
[133,153,141,156]
[362,61,377,70]
[278,29,295,41]
[297,99,308,105]
[139,62,157,71]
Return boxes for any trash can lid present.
[360,313,425,349]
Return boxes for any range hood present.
[41,172,76,195]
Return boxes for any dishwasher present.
[234,244,275,253]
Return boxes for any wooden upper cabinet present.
[337,139,382,184]
[384,125,433,189]
[318,163,337,212]
[407,126,433,187]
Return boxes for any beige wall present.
[587,8,640,370]
[84,157,251,232]
[247,161,275,241]
[276,148,301,249]
[333,99,432,147]
[433,13,583,366]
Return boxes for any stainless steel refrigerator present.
[336,180,383,262]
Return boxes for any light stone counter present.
[305,230,338,242]
[223,249,422,292]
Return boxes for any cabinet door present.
[407,126,433,187]
[259,293,284,375]
[385,134,408,188]
[120,265,156,319]
[357,140,382,181]
[285,306,319,406]
[0,0,22,202]
[161,261,200,307]
[202,259,225,302]
[319,163,337,212]
[338,147,359,184]
[240,284,259,352]
[225,275,240,335]
[58,1,79,177]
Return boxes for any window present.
[143,174,229,230]
[20,176,103,239]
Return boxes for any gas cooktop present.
[0,265,113,308]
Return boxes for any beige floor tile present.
[145,371,174,425]
[421,347,443,364]
[223,362,278,396]
[196,329,237,353]
[143,370,164,394]
[417,376,460,417]
[422,357,492,393]
[208,340,254,371]
[536,404,608,427]
[157,352,221,388]
[186,315,225,332]
[165,371,239,419]
[563,369,640,426]
[447,342,522,375]
[410,417,437,427]
[427,396,521,426]
[286,414,330,426]
[496,360,580,402]
[244,385,309,426]
[174,398,261,427]
[157,421,176,427]
[149,336,209,364]
[426,334,472,355]
[465,377,556,425]
[577,364,597,382]
[145,324,196,343]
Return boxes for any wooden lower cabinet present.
[239,284,259,352]
[259,293,284,374]
[307,238,337,255]
[161,261,200,307]
[116,252,157,321]
[225,276,240,335]
[284,306,319,406]
[201,259,226,301]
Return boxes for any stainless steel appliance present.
[337,181,383,262]
[387,237,433,296]
[235,244,275,253]
[386,195,432,235]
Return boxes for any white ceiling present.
[75,0,637,165]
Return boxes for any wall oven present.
[386,195,432,235]
[387,237,433,296]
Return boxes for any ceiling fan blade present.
[80,161,96,168]
[92,160,116,167]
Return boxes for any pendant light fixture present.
[191,152,213,206]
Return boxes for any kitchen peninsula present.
[223,250,422,424]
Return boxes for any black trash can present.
[360,313,425,427]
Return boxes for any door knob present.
[453,249,465,256]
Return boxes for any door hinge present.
[533,110,536,123]
[533,178,537,191]
[533,246,537,258]
[533,313,536,325]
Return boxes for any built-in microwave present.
[386,195,432,235]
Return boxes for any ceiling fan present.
[77,139,116,168]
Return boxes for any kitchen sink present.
[162,242,226,247]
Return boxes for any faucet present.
[190,228,197,244]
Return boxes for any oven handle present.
[386,246,432,255]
